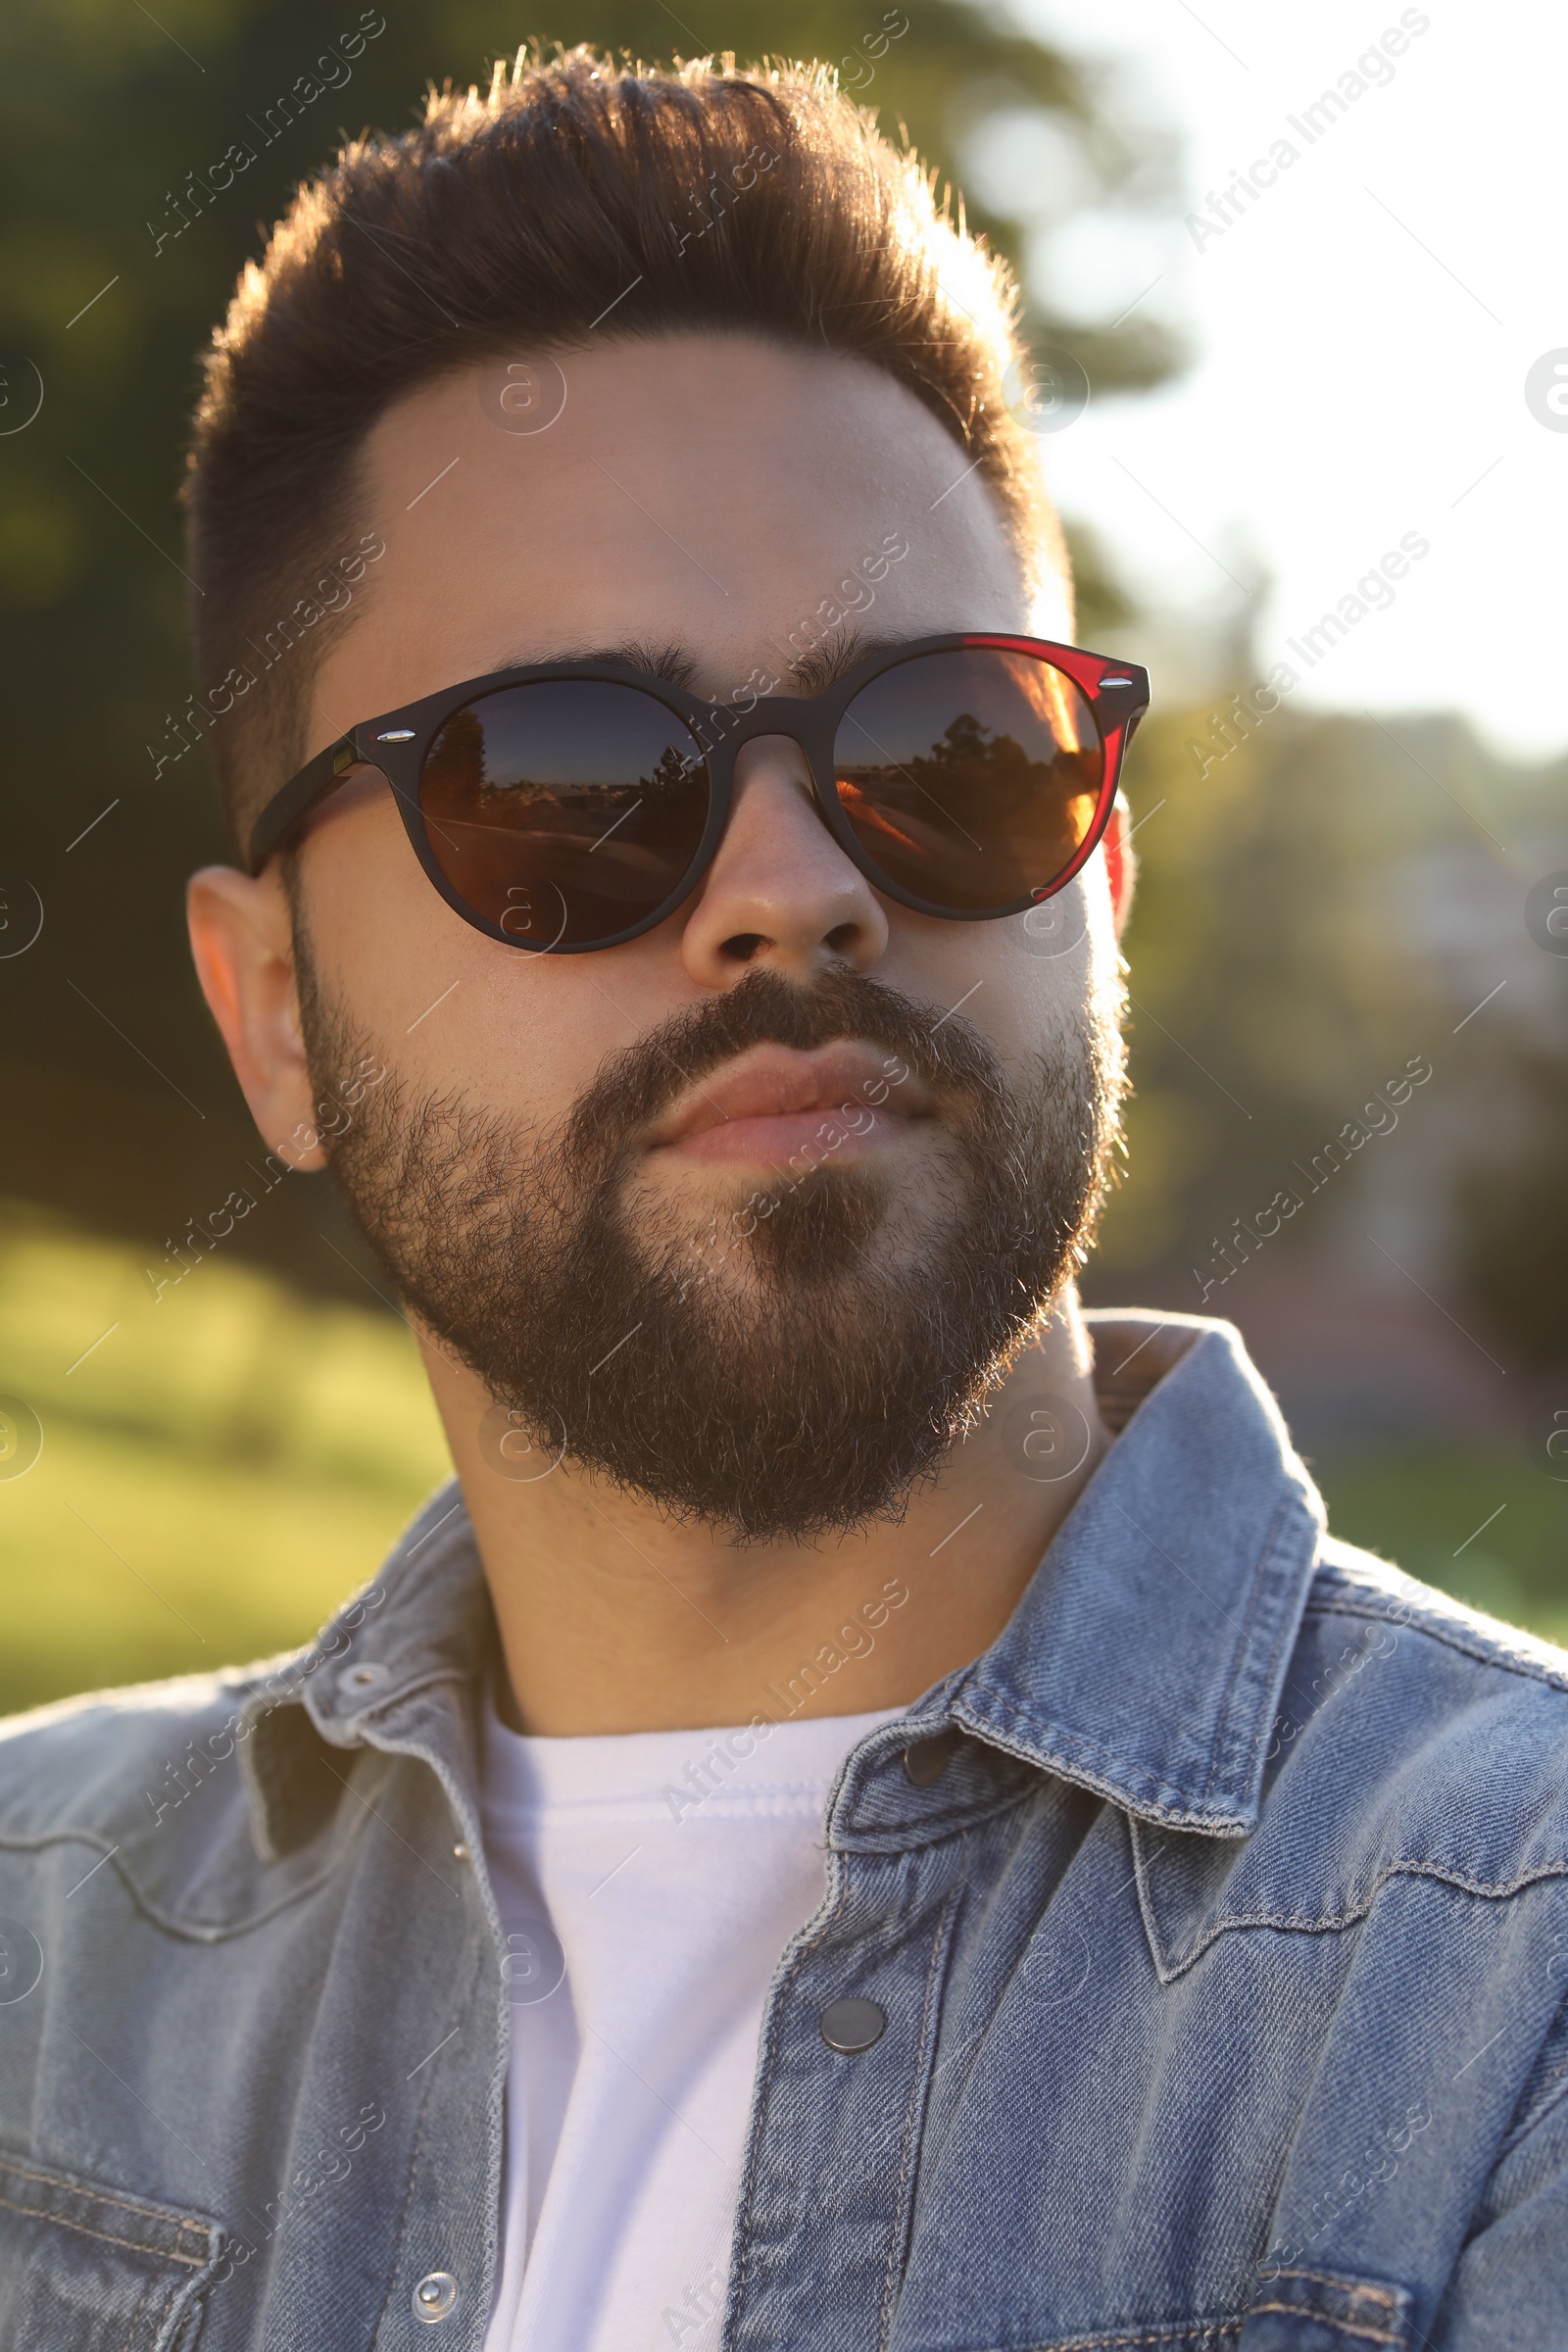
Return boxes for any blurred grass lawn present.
[0,1206,451,1718]
[1,1206,1564,1719]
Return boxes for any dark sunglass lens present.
[418,682,710,948]
[832,648,1104,913]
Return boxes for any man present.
[2,47,1565,2352]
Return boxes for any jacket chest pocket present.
[0,2154,222,2350]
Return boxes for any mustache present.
[561,964,1002,1172]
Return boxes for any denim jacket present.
[4,1310,1568,2352]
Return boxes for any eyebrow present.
[784,627,907,694]
[498,627,914,701]
[518,638,700,688]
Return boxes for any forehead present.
[313,334,1055,737]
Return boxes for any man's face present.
[272,334,1128,1540]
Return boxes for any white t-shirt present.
[478,1695,903,2352]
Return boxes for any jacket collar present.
[950,1310,1325,1835]
[243,1311,1323,1860]
[239,1490,496,1863]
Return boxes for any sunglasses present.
[247,634,1150,955]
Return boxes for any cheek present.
[423,946,652,1150]
[297,795,615,1131]
[1074,867,1127,1052]
[298,789,437,1019]
[1079,853,1121,964]
[997,861,1119,1009]
[960,875,1123,1075]
[880,898,1102,1087]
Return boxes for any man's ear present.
[1101,795,1136,940]
[186,863,330,1172]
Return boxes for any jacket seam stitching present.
[357,1710,494,2336]
[727,1870,854,2325]
[1197,1495,1285,1804]
[0,2185,204,2266]
[876,1883,960,2350]
[1201,1494,1309,1808]
[1247,2302,1400,2345]
[1142,1850,1568,1981]
[1303,1594,1568,1693]
[1014,2326,1242,2350]
[0,1818,372,1942]
[1264,2266,1398,2306]
[371,1931,488,2334]
[953,1711,1246,1832]
[0,2154,210,2243]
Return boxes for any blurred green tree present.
[1089,689,1568,1354]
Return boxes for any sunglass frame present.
[246,632,1150,954]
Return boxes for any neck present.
[419,1291,1108,1736]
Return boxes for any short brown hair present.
[185,47,1059,853]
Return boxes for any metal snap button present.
[902,1730,956,1787]
[413,2271,460,2324]
[819,1996,887,2053]
[336,1660,391,1705]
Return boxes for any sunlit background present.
[2,0,1564,1716]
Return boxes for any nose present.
[678,733,889,988]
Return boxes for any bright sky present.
[995,0,1568,759]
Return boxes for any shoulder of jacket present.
[1267,1536,1568,1887]
[1139,1536,1568,1979]
[1307,1535,1568,1699]
[0,1653,304,1842]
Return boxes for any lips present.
[647,1041,934,1167]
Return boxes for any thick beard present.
[297,933,1123,1544]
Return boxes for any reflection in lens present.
[419,682,710,948]
[833,648,1102,912]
